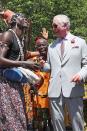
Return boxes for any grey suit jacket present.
[44,33,87,98]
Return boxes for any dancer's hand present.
[21,60,41,70]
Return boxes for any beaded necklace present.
[9,29,24,61]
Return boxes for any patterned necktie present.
[60,40,64,59]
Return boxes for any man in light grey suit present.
[42,14,87,131]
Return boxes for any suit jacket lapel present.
[52,38,62,62]
[57,37,73,62]
[62,40,72,62]
[54,39,72,63]
[57,43,62,61]
[61,34,77,65]
[51,33,77,64]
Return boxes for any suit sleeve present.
[78,39,87,81]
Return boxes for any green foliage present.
[1,0,87,49]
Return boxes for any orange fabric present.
[34,71,50,108]
[23,71,50,121]
[23,56,50,123]
[23,83,35,121]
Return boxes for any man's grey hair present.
[53,14,70,29]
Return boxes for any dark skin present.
[25,27,48,60]
[0,25,40,70]
[25,28,48,61]
[25,50,40,60]
[35,38,48,61]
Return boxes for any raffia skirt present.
[0,76,27,131]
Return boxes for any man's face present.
[17,17,29,37]
[35,39,48,60]
[52,21,67,38]
[35,39,48,52]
